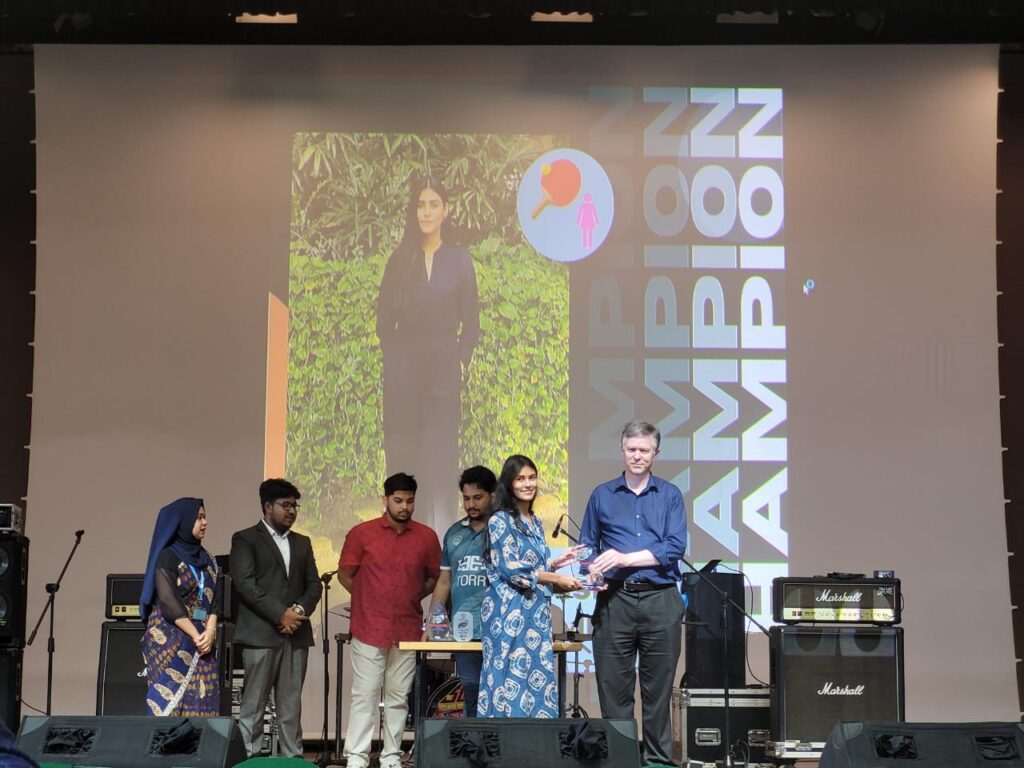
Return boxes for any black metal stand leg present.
[557,649,566,716]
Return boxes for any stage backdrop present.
[26,44,1013,730]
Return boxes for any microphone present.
[573,602,583,629]
[75,530,85,538]
[552,515,579,544]
[320,569,339,582]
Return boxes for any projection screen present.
[26,43,1014,730]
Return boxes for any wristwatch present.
[292,603,306,617]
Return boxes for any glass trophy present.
[574,545,605,593]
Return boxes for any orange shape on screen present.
[530,159,582,220]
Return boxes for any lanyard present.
[188,564,206,597]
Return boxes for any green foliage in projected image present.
[288,133,568,538]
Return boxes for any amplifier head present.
[105,574,144,621]
[0,505,24,536]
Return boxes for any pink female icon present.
[576,193,599,250]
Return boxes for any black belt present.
[608,580,675,593]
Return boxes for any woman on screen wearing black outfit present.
[376,176,481,530]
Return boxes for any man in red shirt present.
[338,472,441,768]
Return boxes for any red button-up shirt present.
[339,515,441,648]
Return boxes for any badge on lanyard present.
[189,565,208,621]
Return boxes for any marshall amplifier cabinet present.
[768,625,905,761]
[772,576,901,624]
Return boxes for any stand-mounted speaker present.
[0,532,29,647]
[415,717,641,768]
[820,721,1024,768]
[770,626,904,746]
[17,715,246,767]
[683,571,745,688]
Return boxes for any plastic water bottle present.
[452,611,473,642]
[427,603,451,640]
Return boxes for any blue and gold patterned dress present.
[478,510,558,718]
[141,549,221,716]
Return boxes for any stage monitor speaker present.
[770,626,905,746]
[820,721,1024,768]
[0,532,29,647]
[415,717,641,768]
[0,646,23,733]
[98,621,236,716]
[17,715,246,767]
[683,571,745,688]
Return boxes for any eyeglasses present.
[275,500,301,511]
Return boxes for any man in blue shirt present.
[581,421,687,767]
[424,465,496,717]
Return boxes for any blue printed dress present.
[478,510,559,718]
[141,549,221,716]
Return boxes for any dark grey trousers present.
[238,644,309,758]
[593,584,684,767]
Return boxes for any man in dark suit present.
[230,478,322,758]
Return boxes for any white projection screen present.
[26,44,1016,731]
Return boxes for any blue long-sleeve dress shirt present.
[579,473,687,585]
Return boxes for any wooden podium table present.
[398,640,584,722]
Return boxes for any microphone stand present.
[315,570,337,767]
[27,529,84,715]
[564,604,590,719]
[680,557,770,768]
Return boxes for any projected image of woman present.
[140,497,221,716]
[478,455,581,718]
[376,177,480,530]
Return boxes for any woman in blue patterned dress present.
[140,497,222,716]
[478,455,582,718]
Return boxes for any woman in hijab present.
[139,497,222,716]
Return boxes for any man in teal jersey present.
[424,465,497,716]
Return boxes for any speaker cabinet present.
[683,571,745,688]
[97,622,147,715]
[0,533,29,647]
[415,717,641,768]
[770,626,904,746]
[820,721,1024,768]
[17,715,246,767]
[0,646,23,733]
[98,621,235,716]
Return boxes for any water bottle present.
[427,603,451,640]
[452,610,473,642]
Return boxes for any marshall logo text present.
[817,682,865,696]
[816,589,863,603]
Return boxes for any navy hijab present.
[139,497,212,619]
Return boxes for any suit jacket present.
[230,521,322,648]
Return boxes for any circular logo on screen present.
[517,148,613,263]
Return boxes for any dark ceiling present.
[2,1,1024,45]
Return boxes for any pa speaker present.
[17,715,246,767]
[415,717,640,768]
[0,647,22,733]
[770,626,904,746]
[683,571,745,688]
[98,621,236,716]
[820,721,1024,768]
[0,532,29,647]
